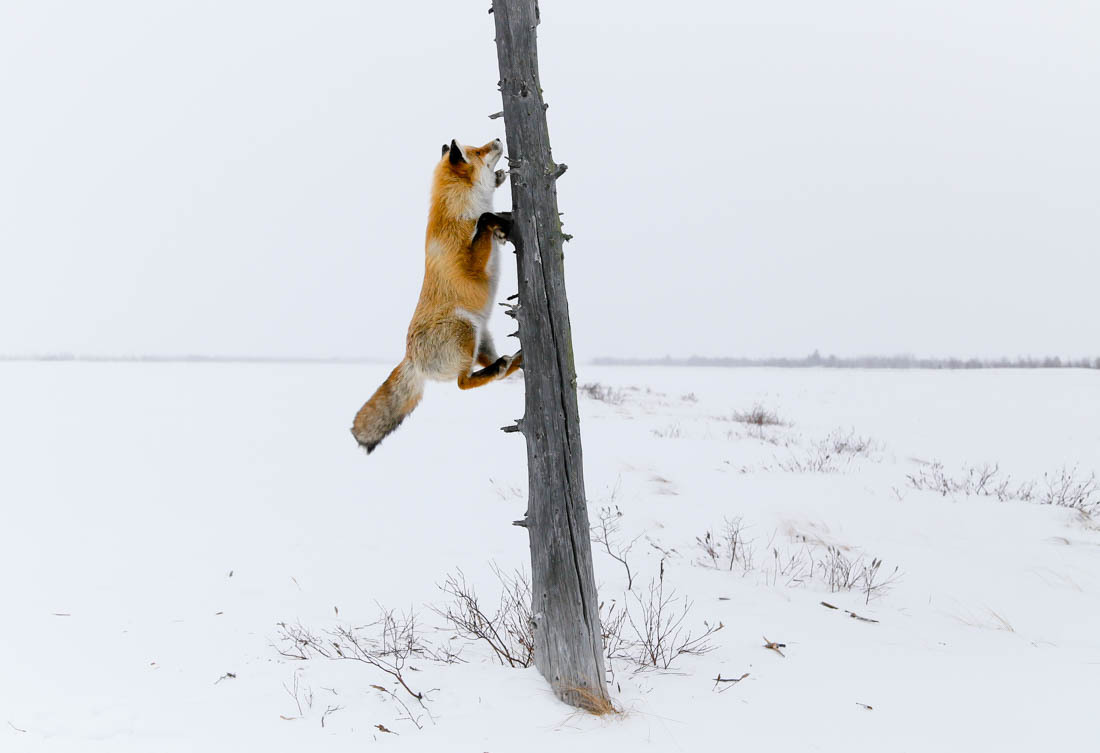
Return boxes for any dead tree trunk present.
[490,0,609,711]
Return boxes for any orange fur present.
[350,139,520,453]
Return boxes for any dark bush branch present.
[617,560,722,671]
[274,607,437,715]
[592,505,639,590]
[432,566,535,668]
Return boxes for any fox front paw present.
[477,211,513,243]
[493,211,514,242]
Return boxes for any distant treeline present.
[6,352,1097,370]
[593,352,1100,370]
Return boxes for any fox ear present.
[441,143,449,156]
[448,139,466,165]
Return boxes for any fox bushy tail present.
[350,358,424,453]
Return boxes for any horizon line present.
[2,352,1098,369]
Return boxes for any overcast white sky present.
[2,1,1097,361]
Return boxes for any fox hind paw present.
[500,349,523,376]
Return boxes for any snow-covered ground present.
[2,362,1098,751]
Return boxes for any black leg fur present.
[474,212,513,244]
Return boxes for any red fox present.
[351,138,522,453]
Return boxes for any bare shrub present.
[1040,466,1099,510]
[282,669,313,718]
[695,524,901,603]
[695,517,754,573]
[320,704,343,728]
[762,543,815,588]
[907,462,1098,511]
[813,546,900,604]
[906,462,1022,500]
[615,560,722,670]
[906,462,951,496]
[275,607,439,728]
[696,530,721,568]
[433,566,534,668]
[858,557,900,603]
[730,404,783,427]
[599,599,630,666]
[774,430,879,473]
[727,428,791,446]
[823,429,878,457]
[427,557,720,677]
[776,443,840,473]
[579,382,625,405]
[760,543,899,601]
[651,424,683,439]
[815,545,860,592]
[592,505,640,590]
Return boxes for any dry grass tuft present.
[953,606,1016,633]
[561,685,621,716]
[730,404,784,427]
[579,382,626,405]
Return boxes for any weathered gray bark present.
[490,0,609,711]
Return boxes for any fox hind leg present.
[452,318,522,390]
[458,361,504,389]
[457,336,522,391]
[458,350,523,390]
[476,332,498,368]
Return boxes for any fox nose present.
[493,139,503,149]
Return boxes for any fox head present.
[435,139,507,215]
